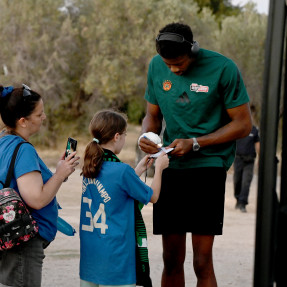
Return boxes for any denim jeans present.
[0,234,49,287]
[233,155,255,205]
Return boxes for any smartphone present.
[65,137,77,158]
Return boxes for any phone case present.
[65,137,77,158]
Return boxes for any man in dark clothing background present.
[233,115,260,212]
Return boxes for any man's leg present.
[239,161,255,206]
[161,233,186,287]
[192,234,217,287]
[233,157,243,205]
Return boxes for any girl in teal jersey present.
[80,110,169,287]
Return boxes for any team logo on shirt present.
[190,83,209,93]
[163,80,172,91]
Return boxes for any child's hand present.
[135,155,155,176]
[155,152,169,171]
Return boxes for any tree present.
[194,0,241,21]
[82,0,218,122]
[214,3,267,117]
[0,0,266,145]
[0,0,91,143]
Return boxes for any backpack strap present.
[4,142,28,188]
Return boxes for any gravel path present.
[42,169,257,287]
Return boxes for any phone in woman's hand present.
[65,137,77,158]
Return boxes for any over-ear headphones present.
[156,32,200,56]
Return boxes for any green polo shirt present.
[144,49,249,170]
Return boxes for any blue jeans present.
[0,234,49,287]
[233,155,255,205]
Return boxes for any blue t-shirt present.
[79,161,153,285]
[0,135,58,242]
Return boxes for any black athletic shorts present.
[153,167,227,235]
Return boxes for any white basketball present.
[143,132,162,147]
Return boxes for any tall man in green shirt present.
[138,22,252,287]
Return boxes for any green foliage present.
[82,0,218,124]
[214,3,267,119]
[0,0,267,146]
[194,0,241,21]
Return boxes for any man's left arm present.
[168,103,252,156]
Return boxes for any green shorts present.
[80,279,136,287]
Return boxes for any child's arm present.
[150,153,169,203]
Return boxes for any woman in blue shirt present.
[0,84,80,286]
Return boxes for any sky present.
[231,0,270,14]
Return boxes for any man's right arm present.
[139,102,163,154]
[142,102,163,134]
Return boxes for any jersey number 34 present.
[81,197,108,234]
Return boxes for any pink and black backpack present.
[0,142,38,251]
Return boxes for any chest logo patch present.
[190,83,209,93]
[163,80,172,91]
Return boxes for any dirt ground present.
[39,126,258,287]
